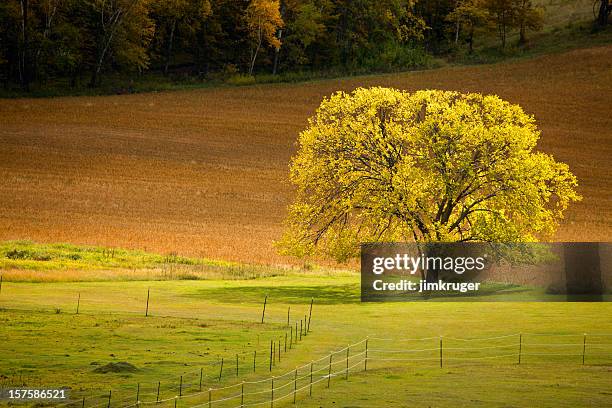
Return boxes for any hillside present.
[0,45,611,264]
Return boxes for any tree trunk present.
[272,29,282,75]
[19,0,30,91]
[468,26,474,53]
[598,0,609,26]
[519,22,526,45]
[249,24,262,75]
[455,20,460,44]
[164,19,177,76]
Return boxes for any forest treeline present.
[0,0,556,90]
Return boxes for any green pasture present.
[1,275,612,407]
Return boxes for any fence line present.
[51,333,612,408]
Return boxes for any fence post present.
[293,368,297,403]
[439,337,443,368]
[81,396,85,408]
[200,368,203,391]
[290,327,293,349]
[107,390,111,408]
[219,358,224,381]
[285,333,287,352]
[145,288,150,317]
[295,322,298,343]
[179,375,183,397]
[287,307,290,327]
[241,382,244,408]
[278,340,281,362]
[136,383,140,404]
[208,388,212,408]
[308,298,313,332]
[0,274,3,295]
[271,376,275,408]
[253,350,257,373]
[582,333,587,365]
[309,362,313,396]
[365,338,369,371]
[156,381,160,402]
[346,346,349,380]
[273,341,276,366]
[236,354,239,377]
[76,293,80,314]
[327,354,332,388]
[299,320,303,341]
[518,334,522,365]
[304,315,308,336]
[269,340,273,371]
[261,295,267,323]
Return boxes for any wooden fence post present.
[346,346,349,380]
[261,295,267,323]
[156,381,160,402]
[582,333,587,365]
[308,298,313,332]
[269,340,273,371]
[136,383,140,404]
[284,333,287,352]
[270,377,275,408]
[145,288,150,317]
[200,368,203,391]
[439,337,443,368]
[236,354,239,377]
[293,368,297,403]
[365,338,369,371]
[327,354,332,388]
[107,390,111,408]
[76,293,80,314]
[219,358,224,381]
[290,327,293,349]
[241,382,244,408]
[287,307,290,327]
[518,334,522,365]
[179,375,183,397]
[309,362,313,396]
[208,388,212,408]
[253,350,257,373]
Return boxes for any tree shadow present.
[185,284,361,305]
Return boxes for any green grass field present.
[2,260,611,407]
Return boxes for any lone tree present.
[278,87,581,262]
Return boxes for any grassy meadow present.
[1,274,612,407]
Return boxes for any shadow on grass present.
[185,284,361,305]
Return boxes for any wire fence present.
[48,333,612,408]
[40,315,315,408]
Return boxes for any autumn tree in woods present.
[279,87,581,261]
[245,0,283,75]
[447,0,490,52]
[86,0,155,86]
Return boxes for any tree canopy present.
[279,87,581,261]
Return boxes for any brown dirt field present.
[1,46,611,265]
